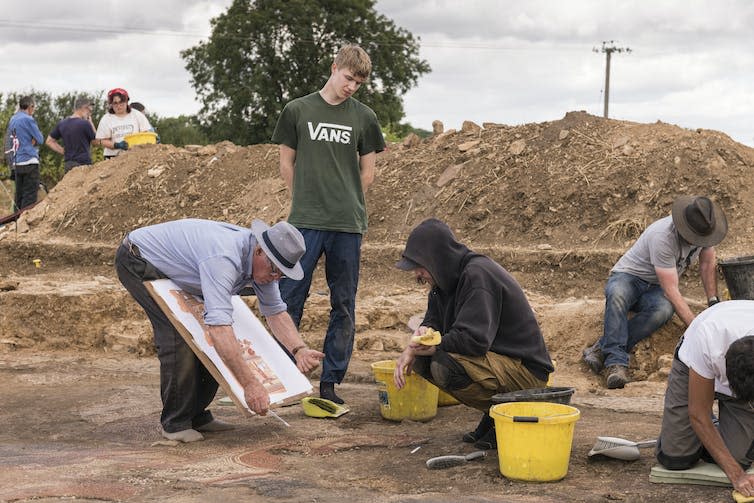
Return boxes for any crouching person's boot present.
[605,364,630,389]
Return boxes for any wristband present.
[707,296,720,307]
[291,344,307,356]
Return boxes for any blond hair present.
[334,44,372,79]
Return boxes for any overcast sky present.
[2,1,752,146]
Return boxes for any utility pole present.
[593,41,631,118]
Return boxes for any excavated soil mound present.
[2,110,754,383]
[13,111,754,256]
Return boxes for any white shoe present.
[161,428,204,443]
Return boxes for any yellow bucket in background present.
[490,402,580,482]
[371,360,438,422]
[124,131,158,145]
[437,388,461,406]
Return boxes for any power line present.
[0,18,590,52]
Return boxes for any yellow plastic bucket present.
[490,402,580,482]
[124,131,157,145]
[437,388,461,406]
[371,360,439,421]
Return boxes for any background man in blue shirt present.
[6,96,44,211]
[115,218,324,443]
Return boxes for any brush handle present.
[636,439,657,448]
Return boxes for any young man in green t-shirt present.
[272,44,386,404]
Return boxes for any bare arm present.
[698,247,719,300]
[208,325,269,415]
[279,144,296,191]
[656,266,695,326]
[688,370,754,495]
[359,151,376,193]
[45,136,64,156]
[265,310,323,373]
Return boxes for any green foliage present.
[182,0,430,145]
[382,123,431,142]
[153,115,209,146]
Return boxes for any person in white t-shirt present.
[657,300,754,498]
[95,88,152,159]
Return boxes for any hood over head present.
[395,218,472,292]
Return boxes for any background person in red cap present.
[95,88,152,159]
[583,195,728,389]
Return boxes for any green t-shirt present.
[272,92,385,234]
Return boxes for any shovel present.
[426,450,486,469]
[588,436,657,461]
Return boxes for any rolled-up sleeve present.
[254,281,287,317]
[198,256,238,325]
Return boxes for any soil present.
[1,110,754,502]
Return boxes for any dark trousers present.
[14,163,39,210]
[115,243,218,432]
[279,229,361,384]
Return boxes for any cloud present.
[375,0,754,145]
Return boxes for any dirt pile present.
[2,110,754,380]
[12,111,754,258]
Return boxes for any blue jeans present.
[279,229,362,384]
[600,272,675,367]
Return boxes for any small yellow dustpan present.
[301,397,350,418]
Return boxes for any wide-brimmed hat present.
[251,220,305,280]
[671,195,727,247]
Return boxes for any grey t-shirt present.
[611,216,701,284]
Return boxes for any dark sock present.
[319,381,344,405]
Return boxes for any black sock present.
[319,381,344,404]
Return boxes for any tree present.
[153,115,209,147]
[182,0,430,145]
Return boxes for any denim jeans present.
[600,272,675,367]
[279,229,361,384]
[115,243,217,433]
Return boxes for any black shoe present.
[462,413,493,443]
[473,427,497,450]
[582,341,605,374]
[319,381,345,404]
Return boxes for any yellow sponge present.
[411,328,442,346]
[733,490,754,503]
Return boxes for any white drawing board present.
[146,279,312,416]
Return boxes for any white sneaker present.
[161,428,204,443]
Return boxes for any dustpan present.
[588,436,656,461]
[301,397,350,418]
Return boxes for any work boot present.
[161,428,204,443]
[605,365,630,389]
[320,381,345,405]
[463,413,494,444]
[473,427,497,451]
[582,341,605,374]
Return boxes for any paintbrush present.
[268,409,290,427]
